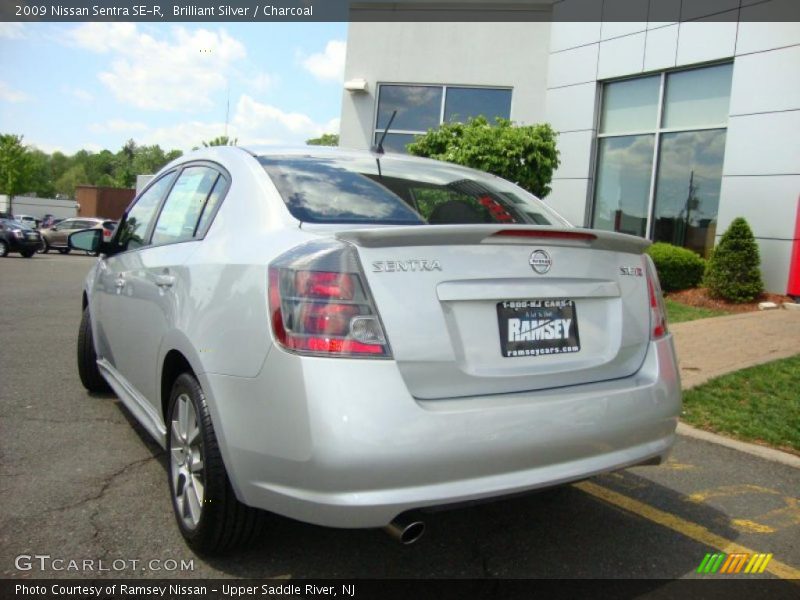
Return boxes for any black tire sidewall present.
[166,374,219,548]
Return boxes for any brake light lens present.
[644,255,668,339]
[491,229,597,241]
[268,241,391,358]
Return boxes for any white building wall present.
[544,1,800,293]
[0,195,78,220]
[338,8,800,293]
[339,21,551,150]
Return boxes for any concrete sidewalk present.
[670,309,800,389]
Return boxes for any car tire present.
[77,307,111,393]
[58,247,70,255]
[21,250,35,258]
[38,240,49,254]
[0,240,8,257]
[167,373,264,555]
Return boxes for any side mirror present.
[69,228,102,252]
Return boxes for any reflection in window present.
[445,87,512,124]
[652,130,726,257]
[259,156,565,227]
[592,63,732,256]
[593,135,654,237]
[118,172,176,251]
[375,84,512,153]
[600,75,660,134]
[377,85,442,131]
[662,64,733,129]
[195,175,227,235]
[373,132,418,154]
[152,167,218,246]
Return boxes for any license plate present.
[497,299,581,358]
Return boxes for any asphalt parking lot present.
[1,254,798,584]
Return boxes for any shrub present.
[645,243,706,292]
[406,117,560,198]
[704,217,764,303]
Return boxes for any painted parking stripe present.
[575,481,800,581]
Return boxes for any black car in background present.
[0,218,42,258]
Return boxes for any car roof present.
[165,144,508,185]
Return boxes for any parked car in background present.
[0,218,42,257]
[71,146,680,554]
[14,214,40,229]
[40,218,116,254]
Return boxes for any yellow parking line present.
[574,481,800,581]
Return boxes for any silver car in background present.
[71,146,681,554]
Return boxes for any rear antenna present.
[372,110,397,155]
[372,110,396,178]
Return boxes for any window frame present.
[590,61,733,240]
[148,162,231,249]
[373,83,514,150]
[109,160,230,255]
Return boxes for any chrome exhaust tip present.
[384,515,426,545]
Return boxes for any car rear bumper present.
[202,335,681,528]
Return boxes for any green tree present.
[201,135,237,147]
[406,117,560,198]
[0,134,31,214]
[306,133,339,146]
[55,164,89,197]
[704,217,764,303]
[26,149,57,198]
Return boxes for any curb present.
[676,422,800,468]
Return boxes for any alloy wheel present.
[170,394,205,530]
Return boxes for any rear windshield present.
[260,155,569,227]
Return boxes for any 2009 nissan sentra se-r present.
[69,146,681,554]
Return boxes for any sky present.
[0,21,348,154]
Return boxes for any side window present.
[118,172,176,252]
[151,166,219,246]
[195,174,227,236]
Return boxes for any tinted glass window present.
[152,167,218,246]
[260,155,568,227]
[118,172,176,251]
[592,135,655,237]
[373,132,418,154]
[600,75,660,134]
[662,63,733,129]
[263,158,424,225]
[444,87,512,123]
[195,175,226,235]
[652,129,726,256]
[377,85,442,131]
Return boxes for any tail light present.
[644,255,668,339]
[268,240,391,357]
[103,228,112,238]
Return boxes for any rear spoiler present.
[335,225,651,254]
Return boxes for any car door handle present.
[155,274,176,288]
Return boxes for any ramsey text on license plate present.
[497,299,581,358]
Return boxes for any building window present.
[592,63,733,257]
[375,84,512,153]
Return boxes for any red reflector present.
[295,271,355,300]
[293,336,385,355]
[491,229,597,241]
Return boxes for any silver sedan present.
[70,146,681,554]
